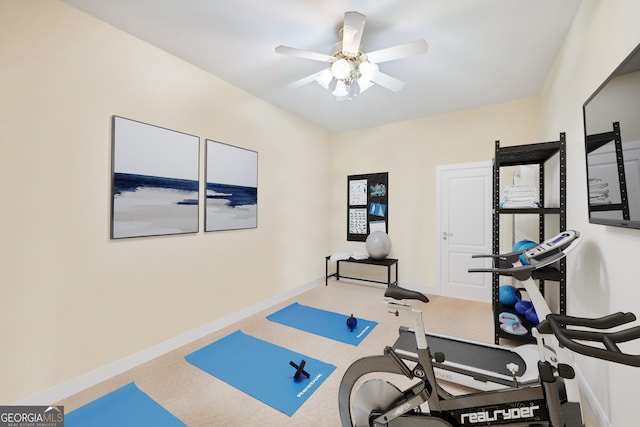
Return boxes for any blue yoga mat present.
[266,302,377,346]
[66,382,185,427]
[185,330,335,416]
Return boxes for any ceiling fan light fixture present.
[315,69,333,89]
[276,11,428,100]
[357,77,374,93]
[358,61,379,81]
[331,58,353,80]
[332,80,349,97]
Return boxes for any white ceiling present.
[62,0,583,133]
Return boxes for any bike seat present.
[384,286,429,303]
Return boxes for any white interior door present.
[437,162,492,301]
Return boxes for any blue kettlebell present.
[346,314,358,332]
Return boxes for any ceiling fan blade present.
[365,39,428,64]
[275,45,333,62]
[371,72,405,92]
[287,69,328,88]
[341,11,366,57]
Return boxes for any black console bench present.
[325,256,398,287]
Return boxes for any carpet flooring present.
[59,281,596,426]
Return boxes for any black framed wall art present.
[205,140,258,232]
[111,116,200,239]
[347,172,388,241]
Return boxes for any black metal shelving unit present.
[492,134,566,344]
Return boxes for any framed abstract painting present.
[205,140,258,232]
[111,116,200,239]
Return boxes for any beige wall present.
[329,99,541,291]
[0,1,330,402]
[540,1,640,426]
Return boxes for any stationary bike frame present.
[338,297,572,426]
[340,231,640,426]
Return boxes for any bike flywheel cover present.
[352,379,404,427]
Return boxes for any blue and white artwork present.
[111,116,200,239]
[206,140,258,232]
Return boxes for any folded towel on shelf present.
[588,177,612,204]
[503,195,537,203]
[330,251,369,261]
[501,201,541,208]
[590,193,611,204]
[330,252,351,261]
[504,184,537,194]
[501,185,539,208]
[589,178,611,189]
[350,251,369,260]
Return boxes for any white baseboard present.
[574,365,611,427]
[16,278,323,405]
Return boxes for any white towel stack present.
[502,185,539,208]
[589,178,611,205]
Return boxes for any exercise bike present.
[338,231,640,426]
[396,230,580,392]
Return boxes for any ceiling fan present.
[275,11,428,101]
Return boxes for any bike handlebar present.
[468,252,568,281]
[468,230,580,281]
[538,312,640,367]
